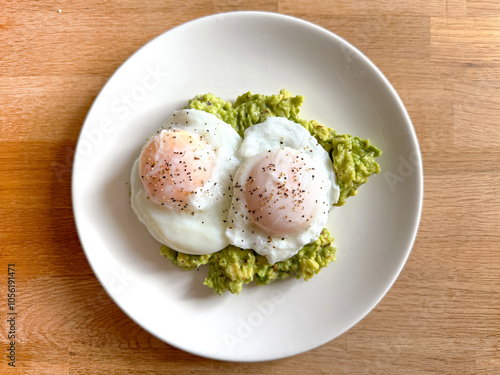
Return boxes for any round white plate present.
[72,11,423,361]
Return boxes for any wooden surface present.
[1,0,500,374]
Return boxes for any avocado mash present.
[188,89,381,206]
[161,90,381,295]
[162,228,336,295]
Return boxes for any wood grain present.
[1,0,500,374]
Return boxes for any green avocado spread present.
[160,89,381,295]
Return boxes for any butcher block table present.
[1,0,500,373]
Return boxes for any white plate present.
[72,11,423,361]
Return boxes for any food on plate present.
[188,90,381,206]
[130,109,242,254]
[225,117,339,264]
[131,89,382,295]
[162,228,336,294]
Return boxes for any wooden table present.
[1,1,499,373]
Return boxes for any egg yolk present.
[139,129,214,209]
[241,148,324,236]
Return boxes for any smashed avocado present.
[188,89,381,206]
[161,89,381,295]
[161,229,336,295]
